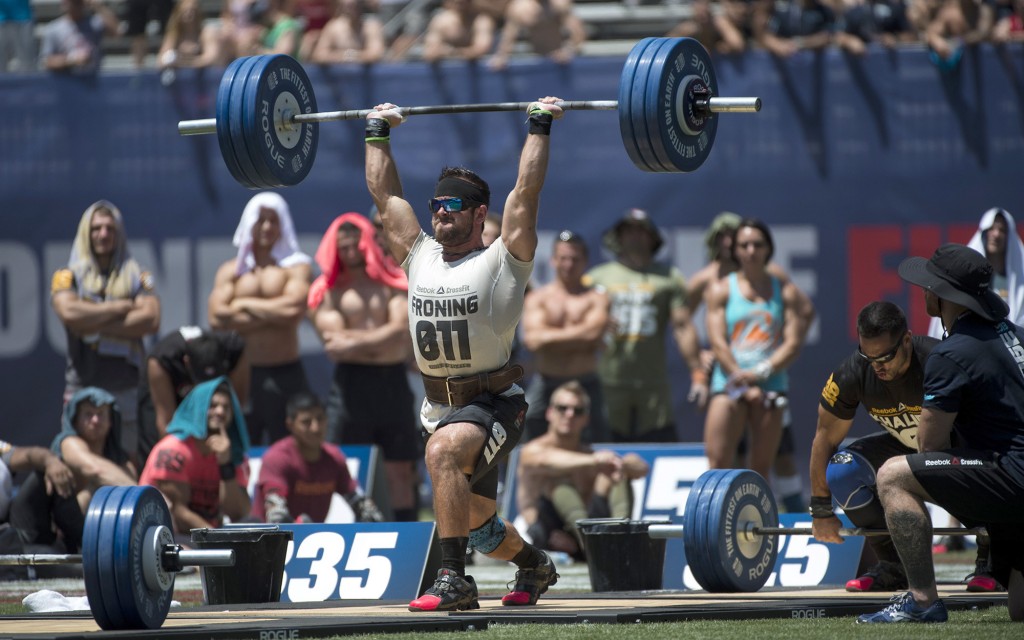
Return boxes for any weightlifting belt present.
[421,364,525,407]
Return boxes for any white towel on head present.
[232,192,311,276]
[928,207,1024,338]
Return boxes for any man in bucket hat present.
[858,244,1024,624]
[584,208,702,442]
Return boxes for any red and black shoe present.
[408,569,480,612]
[501,551,559,606]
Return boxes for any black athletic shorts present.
[432,391,527,500]
[327,362,420,462]
[909,448,1024,587]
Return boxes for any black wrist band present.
[809,496,834,519]
[528,112,553,136]
[219,464,236,481]
[365,118,390,142]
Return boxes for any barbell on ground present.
[175,37,761,189]
[0,485,235,630]
[651,468,987,593]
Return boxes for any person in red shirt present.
[140,377,251,536]
[253,392,382,523]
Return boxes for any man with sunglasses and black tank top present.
[364,97,564,612]
[808,301,992,593]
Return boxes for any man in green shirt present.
[583,209,702,442]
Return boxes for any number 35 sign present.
[274,522,439,603]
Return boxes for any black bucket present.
[576,518,669,592]
[190,526,293,605]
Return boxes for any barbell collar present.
[647,524,988,539]
[177,97,760,137]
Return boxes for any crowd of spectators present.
[2,0,1022,74]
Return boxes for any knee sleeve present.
[826,449,877,511]
[469,513,506,554]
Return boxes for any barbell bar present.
[0,548,234,567]
[649,524,988,539]
[177,97,761,137]
[0,485,236,631]
[175,37,762,189]
[669,469,988,593]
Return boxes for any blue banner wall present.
[2,45,1023,482]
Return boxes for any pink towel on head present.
[307,212,408,310]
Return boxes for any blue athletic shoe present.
[857,592,949,624]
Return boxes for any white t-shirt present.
[403,232,533,431]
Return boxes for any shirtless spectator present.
[487,0,586,70]
[667,0,747,54]
[308,213,421,521]
[137,325,249,466]
[310,0,387,64]
[516,381,648,560]
[521,230,609,443]
[157,0,225,74]
[208,192,312,445]
[421,0,496,62]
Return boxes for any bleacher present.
[25,0,690,69]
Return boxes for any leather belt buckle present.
[445,376,460,406]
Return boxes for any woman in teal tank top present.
[703,219,812,482]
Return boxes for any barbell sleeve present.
[176,97,761,137]
[647,524,988,539]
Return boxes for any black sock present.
[440,537,469,575]
[393,508,418,522]
[511,542,544,569]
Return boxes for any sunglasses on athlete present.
[428,197,481,214]
[857,340,902,364]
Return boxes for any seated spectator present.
[295,0,334,59]
[421,0,496,62]
[208,0,264,62]
[250,0,305,57]
[0,0,36,72]
[992,0,1024,42]
[2,439,79,554]
[379,0,439,61]
[515,381,649,560]
[39,0,120,75]
[157,0,226,73]
[925,0,995,67]
[834,0,916,55]
[140,378,251,537]
[487,0,586,70]
[50,388,137,513]
[757,0,836,57]
[253,392,384,523]
[666,0,747,54]
[309,0,387,64]
[137,325,249,467]
[122,0,175,68]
